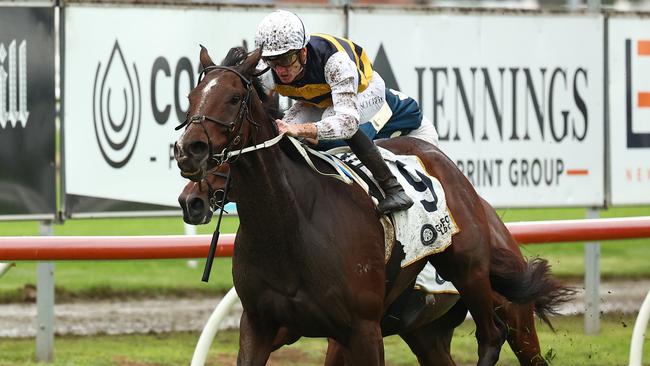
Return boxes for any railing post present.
[584,208,601,335]
[184,223,198,269]
[36,220,54,363]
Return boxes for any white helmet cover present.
[255,10,310,57]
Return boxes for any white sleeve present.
[314,52,360,140]
[283,100,311,125]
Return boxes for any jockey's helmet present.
[255,10,309,58]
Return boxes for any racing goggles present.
[263,50,300,68]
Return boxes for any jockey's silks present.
[273,34,374,108]
[316,89,423,151]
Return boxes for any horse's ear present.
[199,45,216,69]
[238,48,262,77]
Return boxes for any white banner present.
[350,9,605,207]
[608,16,650,205]
[63,5,344,208]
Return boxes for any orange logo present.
[626,39,650,148]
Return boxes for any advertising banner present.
[63,4,344,216]
[349,9,605,208]
[0,6,56,219]
[608,16,650,205]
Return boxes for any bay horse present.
[178,168,229,225]
[174,46,571,365]
[178,159,566,366]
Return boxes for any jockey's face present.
[266,48,306,84]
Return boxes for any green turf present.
[0,315,646,365]
[0,207,649,302]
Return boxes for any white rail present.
[629,290,650,366]
[0,262,14,278]
[191,287,240,366]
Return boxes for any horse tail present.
[489,247,576,331]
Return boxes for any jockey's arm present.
[278,53,360,141]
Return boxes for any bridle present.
[175,65,260,166]
[202,171,231,211]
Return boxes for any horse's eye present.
[229,95,241,105]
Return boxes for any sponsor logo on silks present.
[0,40,29,129]
[420,223,437,246]
[93,40,141,168]
[626,39,650,149]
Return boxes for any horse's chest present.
[250,287,348,336]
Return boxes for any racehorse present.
[174,46,572,365]
[178,168,228,225]
[178,158,566,366]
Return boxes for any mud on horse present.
[174,46,571,366]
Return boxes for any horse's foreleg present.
[343,319,385,366]
[429,249,506,366]
[324,338,345,366]
[400,321,457,366]
[237,311,278,366]
[498,302,548,366]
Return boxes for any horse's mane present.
[220,46,283,120]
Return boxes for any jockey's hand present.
[276,119,318,140]
[276,119,294,136]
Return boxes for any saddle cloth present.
[331,146,460,268]
[289,137,460,294]
[285,137,459,294]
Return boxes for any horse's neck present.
[232,107,305,244]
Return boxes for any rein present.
[212,132,285,162]
[201,171,231,283]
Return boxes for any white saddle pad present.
[335,147,460,268]
[289,139,459,293]
[415,262,459,294]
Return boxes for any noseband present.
[176,65,260,165]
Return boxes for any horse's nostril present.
[188,141,208,158]
[188,197,206,216]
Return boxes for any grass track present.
[0,315,646,365]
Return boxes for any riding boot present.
[345,130,414,214]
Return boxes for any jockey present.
[316,88,439,151]
[255,9,414,214]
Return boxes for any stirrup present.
[378,191,414,214]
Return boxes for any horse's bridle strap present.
[214,133,285,161]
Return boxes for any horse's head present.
[178,164,231,225]
[174,46,263,181]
